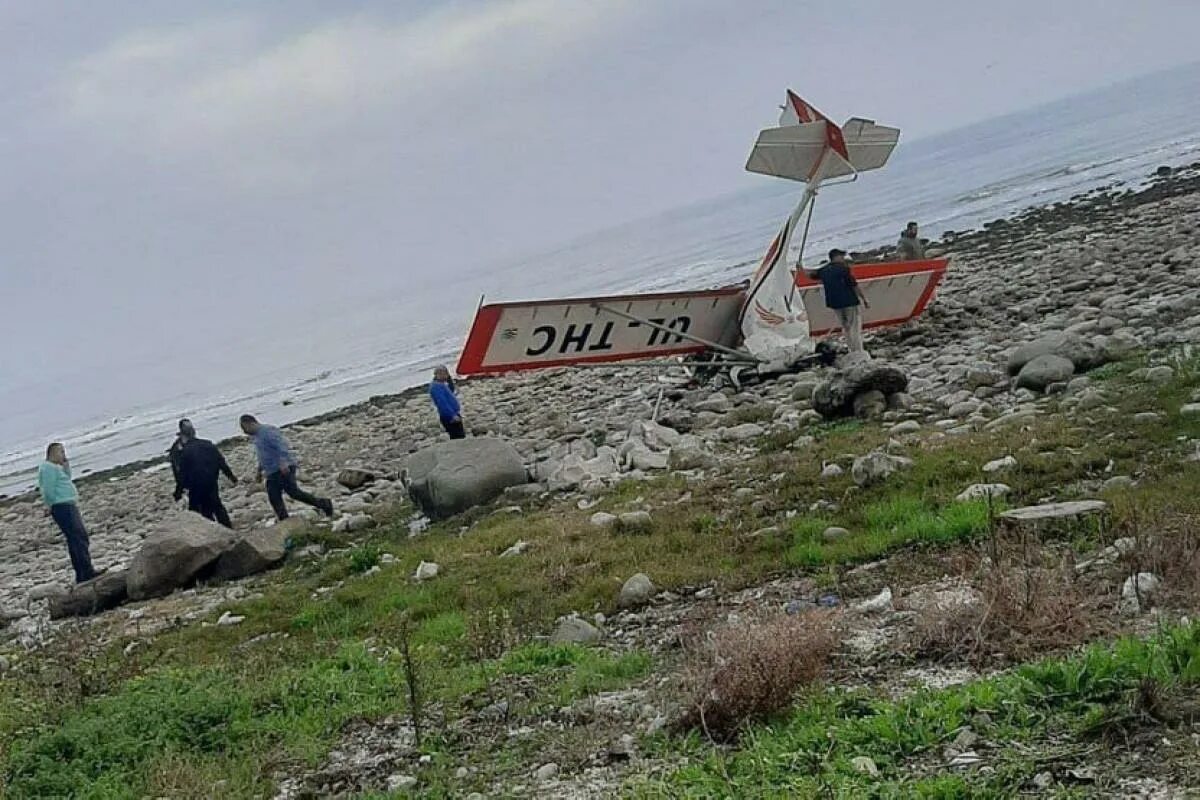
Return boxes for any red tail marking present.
[786,89,831,124]
[824,120,849,162]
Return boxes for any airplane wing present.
[457,288,745,375]
[795,259,948,335]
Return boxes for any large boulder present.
[126,513,235,600]
[405,438,528,519]
[813,363,908,419]
[212,523,297,581]
[1016,354,1075,391]
[1006,332,1109,375]
[47,570,129,619]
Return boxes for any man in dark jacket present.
[171,419,238,528]
[806,249,871,359]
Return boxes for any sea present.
[2,62,1199,498]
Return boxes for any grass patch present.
[639,623,1200,797]
[5,644,403,799]
[787,497,994,567]
[500,643,653,704]
[348,543,382,574]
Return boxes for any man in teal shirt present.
[37,442,97,583]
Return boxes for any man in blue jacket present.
[429,366,466,439]
[239,415,334,521]
[37,442,97,583]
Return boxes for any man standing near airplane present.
[429,365,466,439]
[806,248,870,358]
[896,221,926,260]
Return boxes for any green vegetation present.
[787,496,995,567]
[348,543,383,574]
[637,623,1200,797]
[0,351,1198,796]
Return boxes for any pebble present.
[617,511,653,531]
[499,540,530,558]
[1102,475,1135,491]
[413,561,440,581]
[982,455,1017,473]
[1144,365,1175,385]
[217,611,245,626]
[28,583,62,602]
[387,774,418,791]
[820,463,844,479]
[590,511,618,528]
[535,763,560,781]
[618,573,656,609]
[723,423,767,443]
[1121,572,1162,613]
[822,526,850,543]
[851,756,880,778]
[956,483,1011,502]
[854,587,894,614]
[550,616,601,645]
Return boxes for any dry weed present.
[1118,511,1200,606]
[673,609,840,742]
[908,534,1115,666]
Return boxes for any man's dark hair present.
[239,414,258,425]
[906,221,918,228]
[179,418,193,432]
[46,442,63,458]
[828,248,846,260]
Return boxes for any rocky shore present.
[2,161,1199,632]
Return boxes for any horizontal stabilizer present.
[840,118,900,173]
[747,91,899,183]
[745,121,853,183]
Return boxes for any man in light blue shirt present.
[37,442,97,583]
[239,414,334,521]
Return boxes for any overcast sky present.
[3,0,1199,393]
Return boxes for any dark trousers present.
[49,503,97,583]
[441,418,466,439]
[265,467,327,520]
[188,483,233,529]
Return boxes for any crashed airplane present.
[457,91,948,378]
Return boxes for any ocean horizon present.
[3,60,1199,498]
